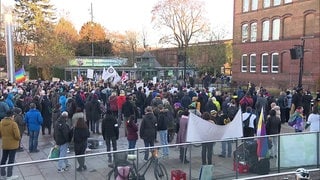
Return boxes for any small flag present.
[256,108,269,158]
[121,71,128,82]
[15,68,26,83]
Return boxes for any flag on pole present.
[121,71,128,82]
[256,108,269,158]
[15,67,26,83]
[103,66,117,80]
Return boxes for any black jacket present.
[157,110,169,131]
[101,114,119,139]
[139,112,157,141]
[53,117,71,145]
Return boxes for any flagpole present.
[5,14,15,83]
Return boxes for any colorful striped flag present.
[256,108,269,158]
[15,67,26,83]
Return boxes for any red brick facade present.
[232,0,320,90]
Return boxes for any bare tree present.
[151,0,209,48]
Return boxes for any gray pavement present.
[0,120,316,180]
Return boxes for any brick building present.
[232,0,320,90]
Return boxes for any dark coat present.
[157,110,169,131]
[101,114,119,139]
[126,120,138,141]
[266,115,281,135]
[53,117,71,145]
[139,112,157,141]
[122,101,135,117]
[74,127,90,154]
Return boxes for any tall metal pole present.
[298,39,305,88]
[5,14,15,83]
[91,2,94,58]
[183,47,187,86]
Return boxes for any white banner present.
[186,109,243,142]
[87,69,94,79]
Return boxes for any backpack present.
[243,113,252,128]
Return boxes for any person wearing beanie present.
[24,103,43,153]
[0,110,21,179]
[13,107,25,152]
[54,111,72,172]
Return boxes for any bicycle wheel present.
[107,169,115,180]
[154,162,168,180]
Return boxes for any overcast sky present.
[3,0,234,47]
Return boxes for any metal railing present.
[0,131,319,179]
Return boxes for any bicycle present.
[107,149,168,180]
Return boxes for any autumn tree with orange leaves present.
[76,22,112,56]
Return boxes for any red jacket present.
[117,95,126,110]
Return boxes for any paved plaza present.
[0,119,318,180]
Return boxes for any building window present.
[264,0,270,8]
[261,53,269,73]
[273,0,281,6]
[271,53,279,73]
[241,54,248,72]
[262,20,270,41]
[243,0,249,12]
[242,24,249,42]
[251,0,258,10]
[272,19,280,40]
[284,0,292,4]
[250,22,257,42]
[250,54,256,72]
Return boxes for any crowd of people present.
[0,79,318,178]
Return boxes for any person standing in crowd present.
[117,90,126,126]
[277,91,288,124]
[290,87,304,115]
[157,104,169,158]
[126,115,138,154]
[288,106,304,132]
[0,110,20,180]
[176,109,190,164]
[59,92,67,112]
[242,107,256,137]
[101,109,119,163]
[285,90,293,122]
[73,118,90,172]
[84,94,93,131]
[0,96,9,121]
[121,96,135,136]
[266,109,281,158]
[108,92,118,119]
[24,103,43,153]
[40,93,52,135]
[305,107,320,132]
[239,92,254,113]
[140,106,157,161]
[302,90,313,120]
[54,111,71,172]
[89,94,102,134]
[201,112,214,165]
[13,107,25,152]
[71,107,85,129]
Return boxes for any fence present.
[0,131,319,179]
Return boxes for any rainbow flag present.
[15,68,26,83]
[256,108,269,158]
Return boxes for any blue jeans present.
[143,139,154,160]
[29,130,40,152]
[58,143,69,170]
[128,140,137,154]
[0,149,16,177]
[159,130,169,156]
[221,140,232,157]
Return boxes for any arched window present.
[242,24,249,42]
[262,20,270,41]
[241,54,248,72]
[243,0,249,12]
[271,53,279,73]
[252,0,258,10]
[250,54,256,72]
[272,19,280,40]
[250,22,257,42]
[261,53,269,73]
